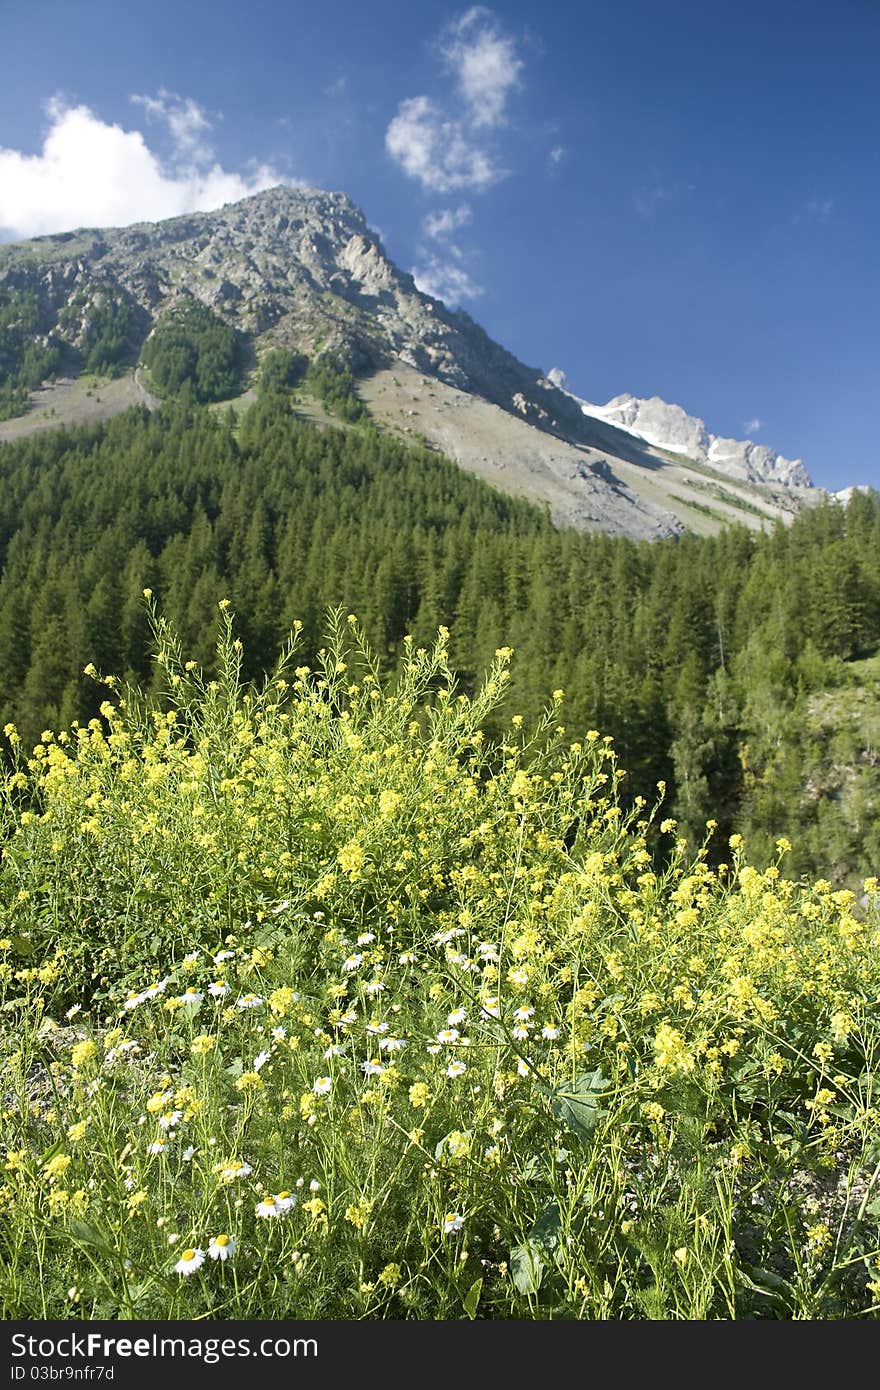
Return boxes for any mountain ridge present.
[0,184,831,538]
[547,373,812,489]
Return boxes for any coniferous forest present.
[0,384,877,888]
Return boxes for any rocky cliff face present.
[549,378,813,488]
[0,186,823,539]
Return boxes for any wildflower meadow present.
[1,602,879,1320]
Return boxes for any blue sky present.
[2,0,877,491]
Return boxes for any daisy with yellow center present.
[208,1234,237,1261]
[174,1247,205,1275]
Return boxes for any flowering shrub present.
[1,605,879,1319]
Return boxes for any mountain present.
[0,185,825,539]
[549,377,812,488]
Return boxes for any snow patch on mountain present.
[546,370,813,489]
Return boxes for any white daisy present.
[443,1212,465,1234]
[361,1059,384,1076]
[447,1008,467,1026]
[446,1059,467,1079]
[213,950,235,964]
[512,1025,531,1041]
[219,1161,253,1182]
[365,979,386,995]
[236,994,263,1010]
[541,1024,561,1040]
[436,1028,460,1045]
[342,954,363,973]
[208,981,230,998]
[446,952,472,969]
[207,1234,237,1262]
[514,1006,535,1022]
[143,978,171,1000]
[158,1110,183,1131]
[356,933,376,946]
[398,951,417,965]
[379,1036,407,1052]
[432,928,465,945]
[253,1051,271,1071]
[255,1191,296,1219]
[313,1077,332,1095]
[174,1247,205,1275]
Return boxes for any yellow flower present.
[345,1199,373,1230]
[269,987,297,1017]
[235,1072,264,1092]
[830,1011,853,1044]
[303,1197,326,1223]
[70,1040,97,1070]
[337,841,366,878]
[653,1022,695,1075]
[43,1154,72,1183]
[191,1035,216,1056]
[806,1222,832,1254]
[408,1082,430,1109]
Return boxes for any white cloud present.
[548,144,565,167]
[412,253,483,306]
[130,89,214,164]
[743,418,761,437]
[440,7,523,129]
[386,96,500,194]
[386,9,524,194]
[423,204,472,238]
[0,95,293,241]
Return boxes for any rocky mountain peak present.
[548,373,813,489]
[0,188,828,539]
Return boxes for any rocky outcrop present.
[0,187,826,538]
[547,376,813,488]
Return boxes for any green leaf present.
[38,1138,63,1166]
[550,1068,609,1142]
[68,1219,114,1257]
[511,1242,546,1296]
[510,1205,561,1296]
[463,1277,482,1319]
[734,1262,794,1315]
